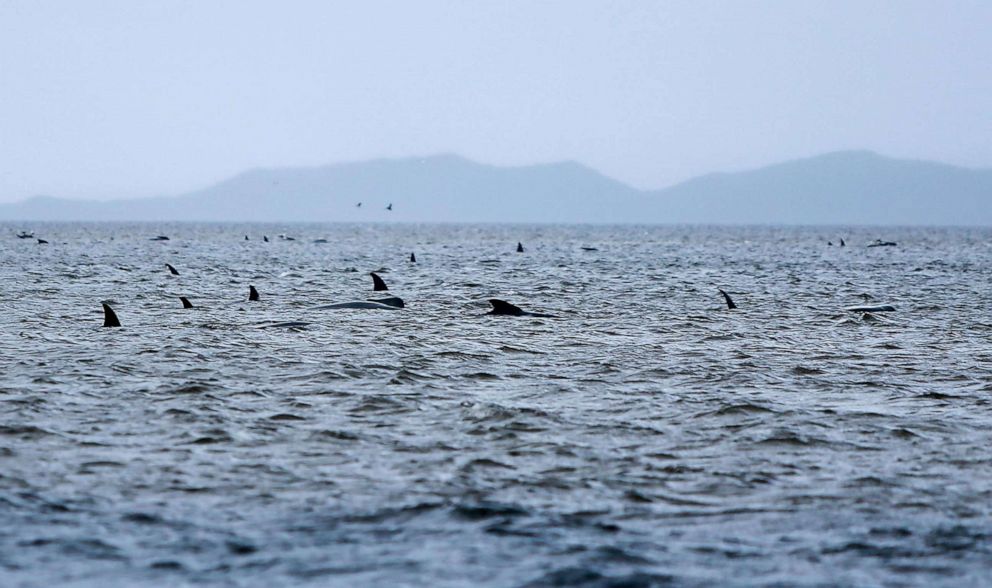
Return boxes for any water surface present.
[1,223,991,587]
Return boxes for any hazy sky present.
[1,1,989,202]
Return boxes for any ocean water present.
[1,222,991,587]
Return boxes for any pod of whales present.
[487,299,554,318]
[102,303,121,327]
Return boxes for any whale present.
[37,239,49,244]
[165,263,179,276]
[516,242,524,253]
[844,304,895,313]
[248,285,260,301]
[313,300,403,311]
[180,296,194,309]
[102,303,121,327]
[257,321,311,329]
[313,295,404,311]
[718,288,737,310]
[371,272,389,291]
[487,299,554,318]
[867,239,897,247]
[410,252,416,263]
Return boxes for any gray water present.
[1,222,991,587]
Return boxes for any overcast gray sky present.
[0,1,989,202]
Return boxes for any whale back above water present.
[313,301,402,311]
[844,304,896,313]
[368,296,405,308]
[487,299,554,318]
[371,272,388,291]
[102,303,121,327]
[166,263,179,276]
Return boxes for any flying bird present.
[386,203,393,211]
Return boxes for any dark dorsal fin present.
[718,288,737,310]
[249,285,259,301]
[263,235,269,242]
[488,299,526,316]
[371,272,388,291]
[166,263,179,276]
[245,235,249,241]
[410,252,416,263]
[840,238,846,247]
[516,242,524,253]
[180,296,194,309]
[37,238,48,244]
[102,303,121,327]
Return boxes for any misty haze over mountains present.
[2,151,989,226]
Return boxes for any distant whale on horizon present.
[486,299,554,318]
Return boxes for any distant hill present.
[641,150,992,225]
[1,151,989,225]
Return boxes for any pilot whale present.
[180,296,194,309]
[102,303,121,327]
[718,288,737,310]
[486,299,555,318]
[844,304,896,313]
[371,272,389,291]
[165,263,179,276]
[313,300,403,311]
[248,285,260,301]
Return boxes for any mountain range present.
[2,150,989,225]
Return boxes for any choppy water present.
[1,222,991,587]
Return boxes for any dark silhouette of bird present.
[386,203,393,211]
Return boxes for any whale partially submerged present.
[844,304,896,313]
[165,263,179,276]
[248,285,260,301]
[313,300,403,311]
[180,296,194,309]
[718,288,737,310]
[487,299,555,318]
[313,296,404,311]
[867,239,897,248]
[371,272,388,291]
[102,303,121,327]
[257,321,311,329]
